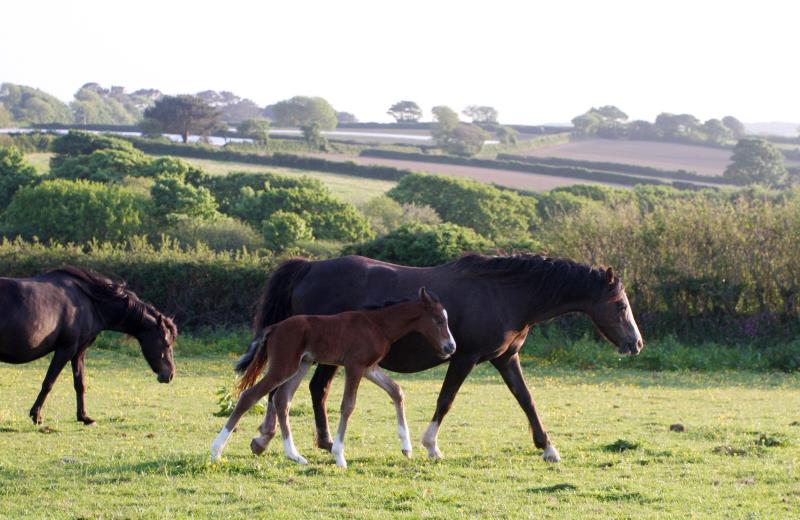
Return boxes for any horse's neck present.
[366,304,421,343]
[518,276,593,326]
[101,297,146,336]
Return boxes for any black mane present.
[53,266,129,303]
[451,253,622,304]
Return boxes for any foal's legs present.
[491,352,560,462]
[309,364,338,451]
[421,355,478,459]
[331,366,364,468]
[365,366,412,457]
[29,347,73,425]
[252,361,311,464]
[71,350,95,425]
[210,360,299,462]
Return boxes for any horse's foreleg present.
[491,352,559,462]
[71,350,94,425]
[30,348,72,425]
[250,390,278,455]
[331,366,363,468]
[422,356,478,459]
[309,364,338,451]
[365,366,412,457]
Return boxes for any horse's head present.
[136,310,177,383]
[586,267,643,355]
[414,287,457,359]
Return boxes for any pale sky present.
[2,0,798,124]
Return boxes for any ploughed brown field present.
[520,139,734,176]
[319,154,622,192]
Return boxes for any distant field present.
[157,157,395,206]
[1,350,798,518]
[318,154,618,192]
[23,152,53,174]
[521,139,735,176]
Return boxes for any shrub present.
[387,173,538,240]
[345,223,491,267]
[165,215,265,252]
[150,174,219,222]
[232,185,373,242]
[50,131,135,161]
[50,148,151,182]
[261,210,314,251]
[138,156,208,184]
[360,195,442,236]
[2,179,150,243]
[200,171,322,213]
[0,146,39,210]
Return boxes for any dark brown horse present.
[241,253,642,462]
[0,267,177,425]
[212,287,455,467]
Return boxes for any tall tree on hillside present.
[702,118,734,144]
[721,116,747,139]
[142,95,222,143]
[196,90,262,123]
[463,105,499,124]
[571,105,627,136]
[336,111,358,124]
[387,101,423,123]
[0,104,11,126]
[724,138,787,186]
[431,105,486,156]
[71,83,139,125]
[0,83,73,124]
[271,96,337,130]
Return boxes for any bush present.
[360,195,441,236]
[2,179,150,243]
[200,171,322,213]
[50,131,135,160]
[0,146,39,210]
[261,210,314,251]
[50,148,151,182]
[387,173,538,240]
[165,215,265,252]
[0,132,55,153]
[345,223,491,267]
[0,236,277,328]
[232,184,373,242]
[138,156,208,184]
[150,174,219,222]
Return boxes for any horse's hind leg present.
[30,347,72,425]
[250,390,278,455]
[331,366,364,469]
[71,349,95,425]
[271,361,311,464]
[251,360,309,460]
[365,366,412,457]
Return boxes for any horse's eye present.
[617,302,627,312]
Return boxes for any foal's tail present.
[237,329,272,392]
[236,258,311,376]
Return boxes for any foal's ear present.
[605,267,615,284]
[418,286,432,306]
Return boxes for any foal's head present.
[412,287,456,359]
[586,268,643,355]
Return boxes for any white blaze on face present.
[622,295,642,345]
[443,309,456,349]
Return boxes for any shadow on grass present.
[527,483,577,494]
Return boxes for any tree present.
[336,111,358,124]
[261,210,314,251]
[151,174,219,222]
[271,96,337,130]
[237,118,270,145]
[71,83,138,125]
[142,95,223,143]
[495,125,519,145]
[571,112,603,136]
[0,146,38,210]
[387,101,423,123]
[592,105,628,122]
[722,116,747,139]
[702,119,734,144]
[571,106,627,136]
[654,112,701,139]
[431,105,459,133]
[301,122,329,150]
[724,138,787,186]
[0,104,12,126]
[431,106,486,156]
[0,83,73,124]
[462,105,499,124]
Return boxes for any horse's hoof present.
[250,437,268,456]
[401,449,412,458]
[316,438,333,452]
[287,453,308,465]
[30,413,42,426]
[542,444,561,463]
[79,417,96,426]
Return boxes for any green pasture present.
[1,337,798,519]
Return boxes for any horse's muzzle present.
[441,341,456,358]
[618,338,643,356]
[157,371,174,383]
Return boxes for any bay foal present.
[211,287,456,467]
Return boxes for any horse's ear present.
[419,286,432,306]
[606,267,615,284]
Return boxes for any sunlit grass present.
[23,152,53,174]
[1,347,798,518]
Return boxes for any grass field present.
[1,345,798,519]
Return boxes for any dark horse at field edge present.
[0,267,177,425]
[240,253,643,462]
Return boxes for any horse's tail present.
[236,258,311,376]
[237,329,272,392]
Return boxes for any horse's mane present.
[450,253,622,304]
[362,298,412,310]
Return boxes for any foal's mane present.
[450,253,622,304]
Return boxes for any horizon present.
[2,1,799,125]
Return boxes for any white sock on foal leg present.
[210,426,232,462]
[283,434,308,465]
[398,424,412,457]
